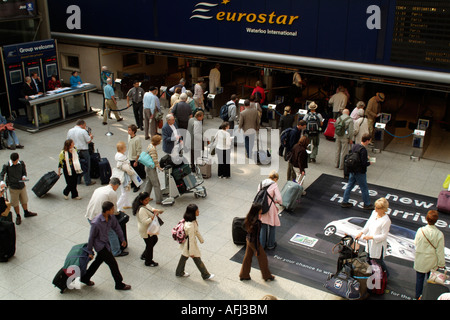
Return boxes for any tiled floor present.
[0,92,448,300]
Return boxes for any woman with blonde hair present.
[356,197,391,277]
[258,170,282,250]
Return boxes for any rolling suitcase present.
[90,152,101,179]
[32,171,60,197]
[197,157,211,179]
[99,158,111,185]
[281,175,305,211]
[116,211,129,249]
[232,217,247,245]
[52,243,90,293]
[324,118,336,141]
[0,220,16,262]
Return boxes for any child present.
[113,141,135,211]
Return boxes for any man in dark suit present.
[20,76,37,99]
[30,72,43,94]
[162,114,181,155]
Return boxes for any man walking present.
[143,86,161,140]
[302,102,323,163]
[81,201,131,291]
[366,92,384,141]
[239,99,259,159]
[67,119,96,186]
[341,133,374,210]
[103,78,123,125]
[334,109,354,170]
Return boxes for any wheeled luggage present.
[99,158,111,185]
[197,157,211,179]
[116,211,129,249]
[437,190,450,214]
[324,264,361,300]
[324,118,336,141]
[280,175,305,211]
[90,152,101,179]
[0,220,15,262]
[254,135,271,165]
[52,243,90,293]
[232,217,247,245]
[32,170,60,197]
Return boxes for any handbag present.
[437,189,450,214]
[147,216,160,236]
[139,151,155,168]
[428,269,449,285]
[324,265,361,300]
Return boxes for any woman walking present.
[175,204,214,280]
[133,192,164,267]
[142,135,163,204]
[239,203,275,281]
[57,139,83,200]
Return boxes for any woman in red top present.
[47,74,61,91]
[251,80,265,104]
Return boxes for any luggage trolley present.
[160,155,207,206]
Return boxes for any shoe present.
[16,145,24,149]
[64,195,69,200]
[145,137,150,140]
[311,158,316,163]
[81,280,95,286]
[155,202,162,205]
[145,261,159,267]
[177,272,190,277]
[363,204,375,210]
[6,145,15,150]
[265,276,276,282]
[16,214,22,225]
[115,284,131,290]
[140,127,144,131]
[87,181,96,186]
[116,251,129,257]
[73,197,82,200]
[102,122,107,125]
[205,274,215,280]
[24,211,37,218]
[117,118,123,122]
[341,202,353,208]
[133,187,140,193]
[302,191,307,196]
[240,277,251,281]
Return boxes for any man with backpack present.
[334,109,354,170]
[302,102,323,163]
[341,133,374,210]
[220,94,238,131]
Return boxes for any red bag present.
[368,260,387,295]
[324,119,336,141]
[437,190,450,214]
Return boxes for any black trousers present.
[143,235,158,264]
[217,148,231,178]
[81,247,125,289]
[132,101,143,129]
[63,167,78,198]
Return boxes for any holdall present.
[90,152,101,179]
[138,151,155,168]
[0,220,16,262]
[32,170,60,197]
[324,118,336,141]
[437,190,450,214]
[324,265,361,300]
[116,211,129,250]
[98,158,111,185]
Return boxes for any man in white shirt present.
[85,178,127,257]
[67,119,95,186]
[209,64,221,94]
[329,87,348,119]
[143,86,161,140]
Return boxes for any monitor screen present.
[10,69,23,85]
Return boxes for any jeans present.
[244,133,255,158]
[260,223,276,249]
[6,131,20,146]
[343,172,371,206]
[78,150,92,185]
[415,271,430,299]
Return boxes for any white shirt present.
[215,129,232,150]
[361,211,391,259]
[85,185,118,220]
[67,125,91,151]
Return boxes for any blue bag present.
[139,151,155,168]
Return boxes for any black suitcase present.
[116,211,129,249]
[232,217,247,245]
[99,158,111,185]
[32,171,60,197]
[0,220,16,262]
[90,152,101,179]
[52,268,69,293]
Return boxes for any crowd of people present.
[0,72,446,300]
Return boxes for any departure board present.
[391,0,450,70]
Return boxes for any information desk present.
[19,83,97,131]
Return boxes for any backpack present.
[280,127,295,148]
[306,112,320,135]
[344,145,363,173]
[334,116,351,136]
[253,183,275,214]
[172,219,187,244]
[219,103,230,121]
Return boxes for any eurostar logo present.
[190,0,299,26]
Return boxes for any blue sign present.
[3,39,57,64]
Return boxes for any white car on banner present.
[323,217,450,263]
